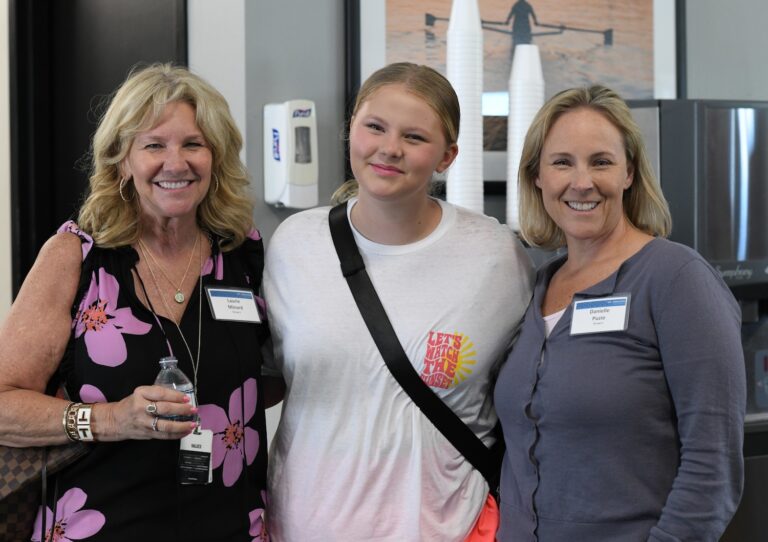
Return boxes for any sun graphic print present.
[419,330,477,389]
[449,333,477,386]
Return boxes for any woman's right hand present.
[94,385,198,441]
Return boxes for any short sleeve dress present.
[32,221,270,542]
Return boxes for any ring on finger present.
[151,416,160,432]
[145,402,158,416]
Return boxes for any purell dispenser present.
[263,99,318,209]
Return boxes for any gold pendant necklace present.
[138,233,200,304]
[138,237,204,393]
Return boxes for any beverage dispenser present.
[658,99,768,541]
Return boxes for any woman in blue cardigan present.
[495,85,745,541]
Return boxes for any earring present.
[118,177,131,202]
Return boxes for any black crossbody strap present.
[328,202,499,486]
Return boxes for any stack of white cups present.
[506,44,544,230]
[446,0,484,213]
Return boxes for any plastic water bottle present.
[154,356,197,422]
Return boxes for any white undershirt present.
[543,307,566,338]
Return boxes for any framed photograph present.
[345,0,682,183]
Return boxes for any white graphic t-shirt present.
[263,199,534,541]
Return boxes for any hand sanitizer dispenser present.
[263,99,318,208]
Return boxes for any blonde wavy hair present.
[519,85,672,249]
[78,63,253,251]
[331,62,460,204]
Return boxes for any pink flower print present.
[201,229,261,280]
[79,384,107,403]
[198,378,260,487]
[57,221,93,261]
[32,487,105,542]
[255,295,266,321]
[201,251,224,280]
[74,268,152,367]
[249,491,269,541]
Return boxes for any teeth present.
[567,201,598,211]
[157,180,191,189]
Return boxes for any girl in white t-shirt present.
[263,63,533,542]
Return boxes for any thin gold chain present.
[138,233,200,303]
[138,238,203,392]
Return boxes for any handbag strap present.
[328,202,500,486]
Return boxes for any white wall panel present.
[687,0,768,100]
[187,0,346,446]
[0,0,12,316]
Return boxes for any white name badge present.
[178,428,213,485]
[570,295,630,335]
[205,287,261,323]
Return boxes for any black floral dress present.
[32,221,270,542]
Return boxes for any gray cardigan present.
[495,238,745,542]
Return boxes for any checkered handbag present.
[0,424,88,541]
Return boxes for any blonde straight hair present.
[518,85,672,249]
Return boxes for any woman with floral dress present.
[0,64,276,541]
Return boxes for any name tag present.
[178,428,213,485]
[205,287,261,323]
[570,295,630,335]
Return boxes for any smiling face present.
[535,107,633,246]
[349,84,457,205]
[122,101,212,227]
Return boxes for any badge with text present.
[205,286,261,323]
[178,428,213,485]
[570,295,630,335]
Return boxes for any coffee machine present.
[652,99,768,541]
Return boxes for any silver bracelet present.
[74,403,94,442]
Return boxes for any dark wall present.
[9,0,186,295]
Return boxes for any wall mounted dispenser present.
[263,99,318,208]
